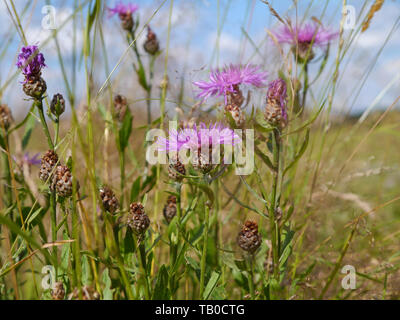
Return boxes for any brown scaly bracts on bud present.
[39,150,59,182]
[225,84,245,126]
[23,74,47,99]
[69,285,100,300]
[50,165,74,197]
[264,78,288,129]
[292,42,315,63]
[192,146,215,174]
[119,12,134,31]
[143,26,160,55]
[163,195,177,223]
[50,93,65,117]
[100,186,120,214]
[168,157,186,182]
[237,220,262,254]
[226,84,245,108]
[225,104,245,127]
[113,94,128,122]
[51,282,65,300]
[0,104,13,130]
[127,202,150,234]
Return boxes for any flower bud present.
[163,195,177,223]
[143,26,160,55]
[50,93,65,116]
[0,104,13,130]
[127,202,150,234]
[264,78,288,129]
[237,220,262,253]
[100,186,119,214]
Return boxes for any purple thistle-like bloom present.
[107,1,138,17]
[157,122,240,152]
[193,64,267,103]
[16,45,46,79]
[273,22,338,47]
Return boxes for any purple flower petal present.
[273,22,338,47]
[193,64,268,102]
[16,45,46,79]
[107,1,138,17]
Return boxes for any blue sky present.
[1,0,400,117]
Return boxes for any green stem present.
[248,254,255,299]
[199,203,210,299]
[119,150,126,208]
[35,98,58,275]
[138,241,151,300]
[269,129,281,281]
[35,99,54,150]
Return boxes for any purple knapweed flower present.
[107,1,138,17]
[157,122,240,152]
[273,22,338,47]
[193,64,268,103]
[16,45,46,79]
[273,22,338,61]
